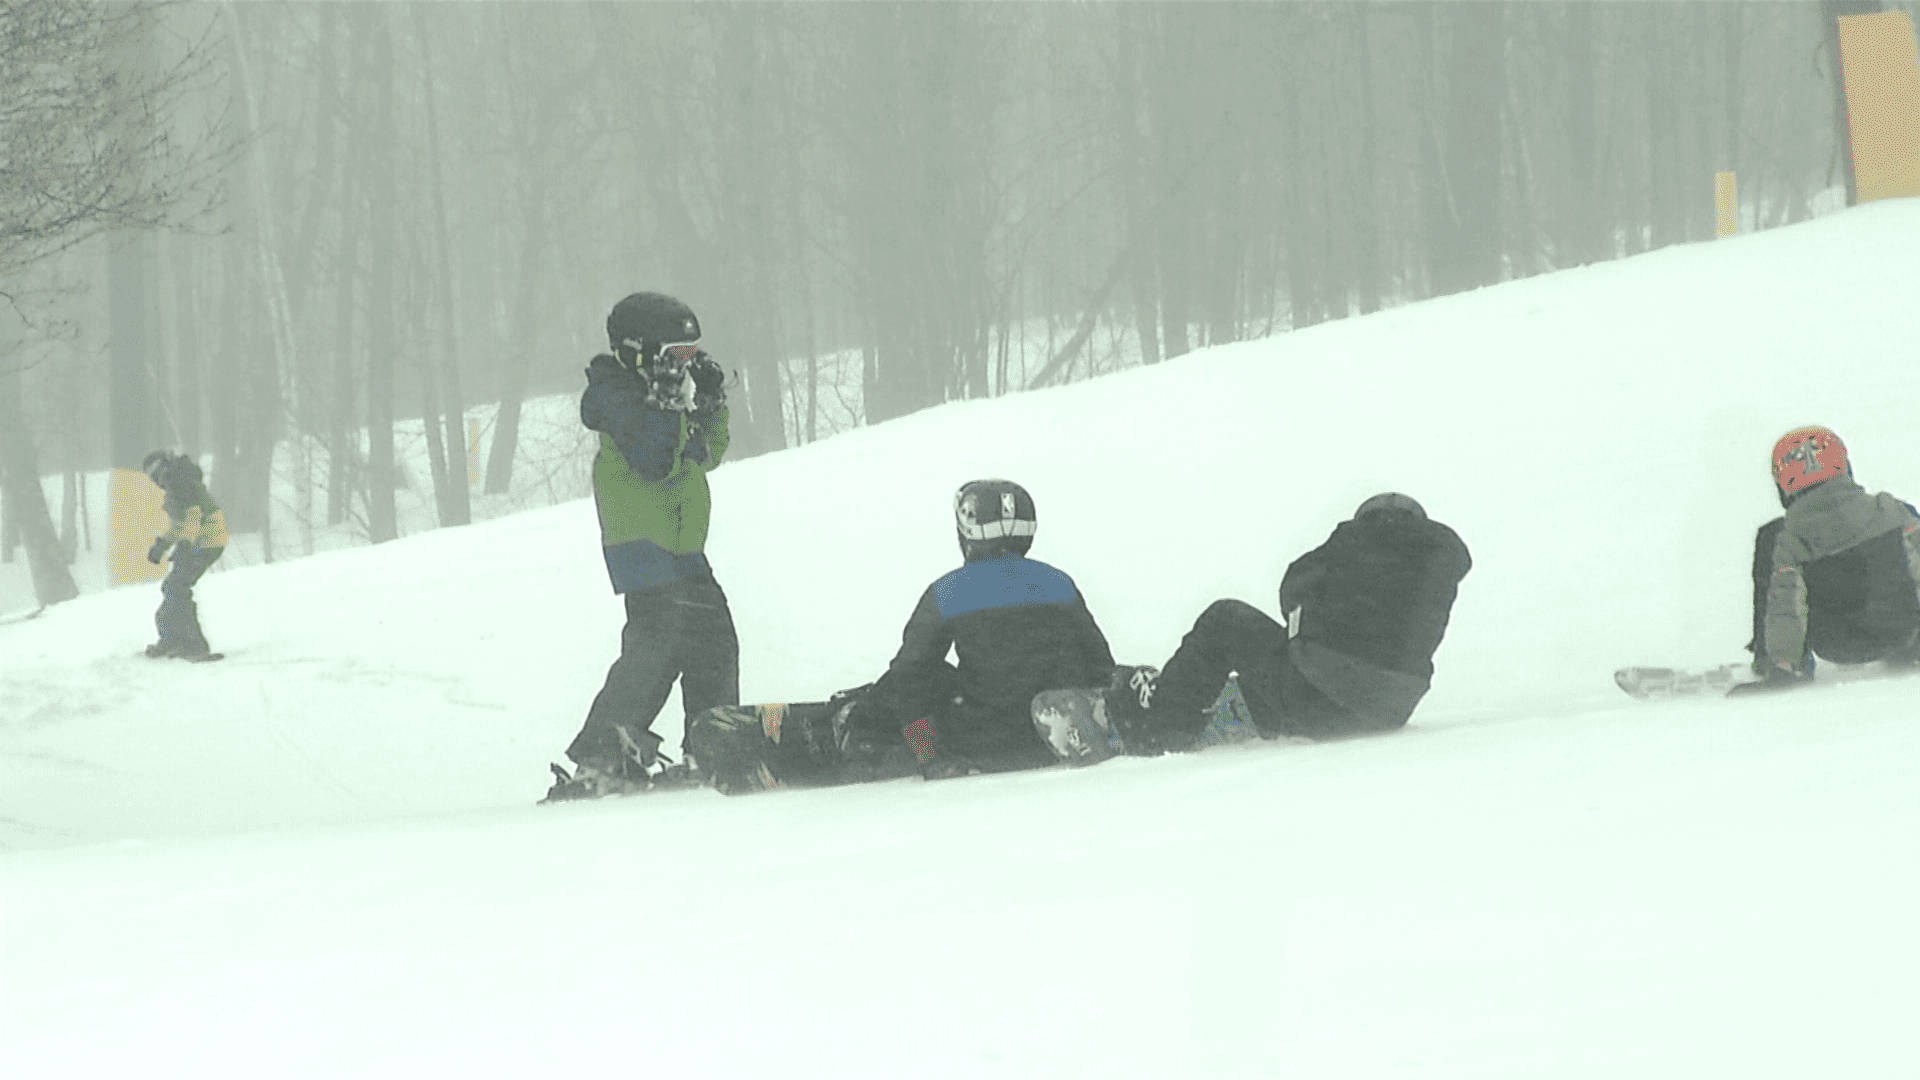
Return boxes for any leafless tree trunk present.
[1432,2,1508,296]
[361,5,397,543]
[413,7,470,527]
[1350,5,1384,316]
[0,362,79,605]
[1561,2,1604,266]
[482,200,547,496]
[1113,8,1162,367]
[1149,8,1196,359]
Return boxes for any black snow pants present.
[567,575,739,769]
[1150,598,1359,742]
[155,544,223,653]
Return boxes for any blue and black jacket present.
[858,554,1115,771]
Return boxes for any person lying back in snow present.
[1107,493,1471,751]
[1733,426,1920,695]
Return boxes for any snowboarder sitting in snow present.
[1731,426,1920,695]
[839,478,1118,779]
[545,292,738,801]
[141,449,227,661]
[1109,493,1470,751]
[689,479,1116,792]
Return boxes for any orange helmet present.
[1770,426,1849,496]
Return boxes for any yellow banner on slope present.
[1838,12,1920,202]
[109,467,169,586]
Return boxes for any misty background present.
[1,1,1908,608]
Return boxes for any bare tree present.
[0,2,229,279]
[0,0,231,607]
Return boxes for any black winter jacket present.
[1279,511,1471,726]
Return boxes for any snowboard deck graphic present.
[686,698,854,796]
[1613,663,1749,700]
[1032,674,1261,765]
[1617,660,1917,700]
[1197,675,1260,747]
[1029,686,1121,767]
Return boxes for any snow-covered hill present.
[5,200,1920,1078]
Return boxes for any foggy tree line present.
[4,1,1908,606]
[0,0,230,604]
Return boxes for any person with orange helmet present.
[1735,426,1920,694]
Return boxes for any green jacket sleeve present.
[701,407,730,470]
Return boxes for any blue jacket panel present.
[602,538,714,594]
[930,556,1081,619]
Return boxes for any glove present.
[836,699,915,782]
[1727,662,1812,697]
[920,757,973,781]
[837,728,897,783]
[643,357,695,412]
[682,422,710,465]
[147,537,171,565]
[689,355,726,417]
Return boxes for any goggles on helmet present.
[955,488,1036,541]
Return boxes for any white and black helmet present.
[954,478,1036,561]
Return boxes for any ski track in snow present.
[4,201,1920,1078]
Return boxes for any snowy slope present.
[4,200,1920,1078]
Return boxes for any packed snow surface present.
[6,201,1920,1077]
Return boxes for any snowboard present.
[542,725,705,803]
[684,696,859,797]
[539,757,702,803]
[1617,660,1919,701]
[1031,674,1261,766]
[1613,663,1750,700]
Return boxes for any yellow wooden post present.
[1714,172,1738,237]
[108,467,169,586]
[1837,12,1920,202]
[468,417,482,487]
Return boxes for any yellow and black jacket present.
[157,461,228,552]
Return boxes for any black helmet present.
[954,479,1036,562]
[1354,492,1426,520]
[606,292,700,368]
[141,449,201,490]
[141,449,175,487]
